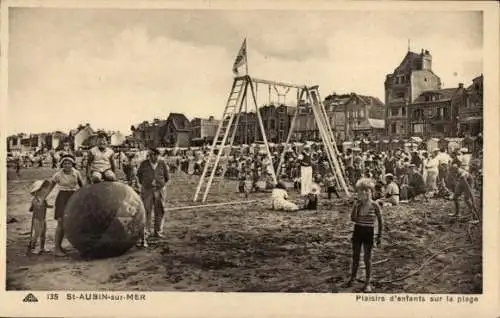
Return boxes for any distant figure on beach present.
[271,182,299,212]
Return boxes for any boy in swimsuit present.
[343,178,384,292]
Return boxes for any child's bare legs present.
[464,192,481,222]
[29,219,40,253]
[39,221,47,253]
[363,243,373,292]
[452,196,460,217]
[54,217,65,256]
[344,240,362,287]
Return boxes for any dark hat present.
[96,130,108,138]
[275,181,287,189]
[149,148,160,156]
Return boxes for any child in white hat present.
[27,180,54,255]
[49,154,85,256]
[304,183,320,210]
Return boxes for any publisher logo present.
[22,293,38,303]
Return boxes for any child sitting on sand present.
[27,180,54,255]
[303,183,320,210]
[271,182,299,211]
[343,178,383,292]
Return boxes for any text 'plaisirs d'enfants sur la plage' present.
[356,294,479,304]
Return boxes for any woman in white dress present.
[271,182,299,211]
[425,150,440,194]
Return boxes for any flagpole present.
[245,38,248,76]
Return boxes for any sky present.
[7,8,483,135]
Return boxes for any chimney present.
[458,83,464,88]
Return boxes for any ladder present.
[193,76,278,202]
[193,77,247,202]
[305,86,350,196]
[308,87,351,191]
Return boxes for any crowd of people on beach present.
[15,130,482,292]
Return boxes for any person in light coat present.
[271,182,299,211]
[425,150,440,194]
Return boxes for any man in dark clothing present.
[137,148,170,238]
[407,164,427,202]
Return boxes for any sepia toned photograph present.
[3,3,488,299]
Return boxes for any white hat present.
[59,155,76,167]
[310,183,321,194]
[30,180,50,195]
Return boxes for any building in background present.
[130,119,168,148]
[73,124,94,150]
[324,94,351,141]
[190,116,220,146]
[293,100,320,142]
[385,49,442,137]
[408,83,468,138]
[233,112,259,145]
[110,131,126,147]
[324,93,385,141]
[164,113,191,148]
[459,74,483,136]
[259,104,295,144]
[51,131,67,150]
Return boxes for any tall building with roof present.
[408,83,468,138]
[459,74,483,136]
[384,49,442,137]
[325,93,385,141]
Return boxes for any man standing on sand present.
[137,148,170,239]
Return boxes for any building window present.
[436,107,448,120]
[391,108,399,117]
[269,119,275,130]
[413,124,424,134]
[402,107,406,116]
[391,123,397,134]
[279,119,285,131]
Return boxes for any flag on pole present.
[232,39,247,75]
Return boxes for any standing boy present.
[343,178,383,292]
[27,180,54,255]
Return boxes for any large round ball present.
[63,182,145,259]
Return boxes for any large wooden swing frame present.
[193,74,350,203]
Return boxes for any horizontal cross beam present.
[235,75,310,90]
